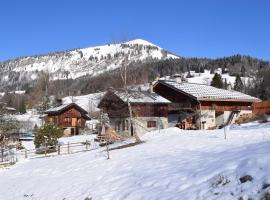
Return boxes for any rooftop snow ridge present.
[159,80,260,102]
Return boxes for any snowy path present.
[1,124,270,200]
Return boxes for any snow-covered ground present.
[184,69,250,87]
[1,122,270,200]
[13,111,42,128]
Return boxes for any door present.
[71,118,77,126]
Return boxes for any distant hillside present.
[0,39,178,91]
[1,40,270,109]
[50,55,269,94]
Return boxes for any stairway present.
[225,111,240,126]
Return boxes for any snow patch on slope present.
[185,69,250,87]
[2,39,179,82]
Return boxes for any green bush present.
[34,124,63,149]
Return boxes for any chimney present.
[175,77,182,83]
[149,82,154,93]
[56,99,63,106]
[155,74,160,81]
[172,74,182,83]
[107,87,114,92]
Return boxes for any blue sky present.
[0,0,269,61]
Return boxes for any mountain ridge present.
[0,39,179,91]
[1,39,270,102]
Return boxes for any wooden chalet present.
[153,80,260,130]
[44,103,91,135]
[98,89,170,136]
[252,101,270,116]
[0,102,16,114]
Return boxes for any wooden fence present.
[0,148,17,165]
[1,139,98,164]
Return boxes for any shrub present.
[34,123,63,149]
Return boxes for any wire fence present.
[0,148,17,165]
[0,139,99,165]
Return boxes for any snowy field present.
[1,123,270,200]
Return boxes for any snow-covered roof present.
[157,80,260,102]
[45,103,73,113]
[5,107,16,111]
[114,90,171,104]
[45,103,89,115]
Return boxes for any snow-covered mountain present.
[0,39,179,90]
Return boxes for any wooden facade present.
[252,101,270,115]
[98,91,169,119]
[153,80,259,130]
[98,90,170,136]
[199,100,252,111]
[45,103,90,135]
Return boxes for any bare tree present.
[99,111,111,159]
[0,108,20,148]
[119,60,141,143]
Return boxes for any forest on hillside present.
[1,55,270,111]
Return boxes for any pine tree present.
[19,98,26,114]
[222,67,226,74]
[34,124,63,149]
[240,65,246,77]
[200,67,205,73]
[211,73,223,88]
[186,71,193,78]
[210,67,214,74]
[234,74,244,92]
[224,79,228,89]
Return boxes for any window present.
[126,120,129,130]
[64,117,71,123]
[147,121,156,128]
[117,122,120,131]
[49,117,53,123]
[122,120,125,131]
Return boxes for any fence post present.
[25,149,28,159]
[68,142,70,154]
[86,140,88,151]
[58,144,60,155]
[45,143,47,157]
[1,148,3,162]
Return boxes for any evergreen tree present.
[211,73,223,88]
[224,79,228,90]
[34,123,63,149]
[234,74,244,92]
[186,71,193,78]
[210,67,214,74]
[200,67,205,73]
[19,98,26,114]
[240,65,246,77]
[221,67,226,74]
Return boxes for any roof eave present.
[130,101,171,104]
[198,98,261,103]
[154,80,200,103]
